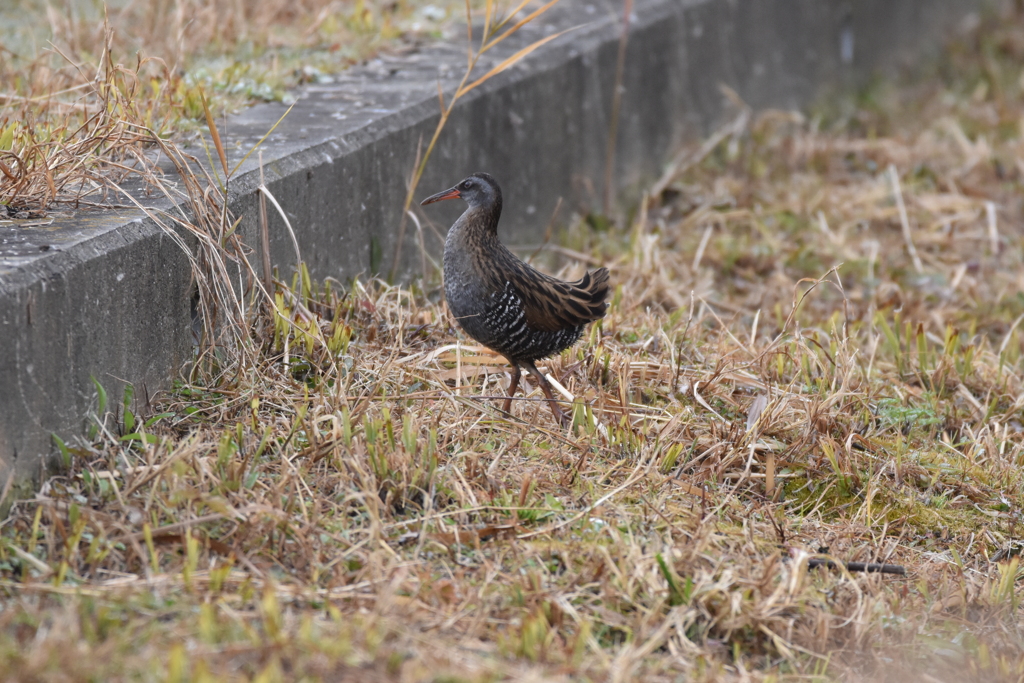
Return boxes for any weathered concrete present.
[0,0,985,498]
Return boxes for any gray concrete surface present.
[0,0,985,501]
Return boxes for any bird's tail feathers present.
[570,267,611,316]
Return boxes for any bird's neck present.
[446,205,501,254]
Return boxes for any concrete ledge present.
[0,0,984,496]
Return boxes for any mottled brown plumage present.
[421,173,610,426]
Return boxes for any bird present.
[421,172,610,426]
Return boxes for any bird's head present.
[420,173,502,211]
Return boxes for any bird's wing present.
[513,267,611,333]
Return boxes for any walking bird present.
[421,173,610,426]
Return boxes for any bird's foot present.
[548,400,571,429]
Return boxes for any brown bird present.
[421,173,610,426]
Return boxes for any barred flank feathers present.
[482,281,587,362]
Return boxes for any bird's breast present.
[443,223,498,326]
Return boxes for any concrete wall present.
[0,0,984,501]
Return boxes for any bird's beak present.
[420,186,461,205]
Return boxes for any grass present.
[0,0,476,210]
[4,3,1024,682]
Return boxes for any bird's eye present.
[462,180,474,190]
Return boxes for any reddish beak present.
[420,187,461,205]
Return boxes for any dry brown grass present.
[4,4,1024,682]
[0,0,470,211]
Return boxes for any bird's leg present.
[502,363,522,414]
[522,361,569,427]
